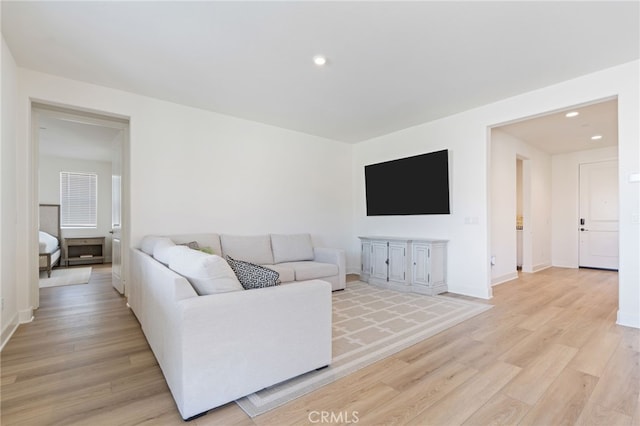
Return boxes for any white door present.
[579,161,618,270]
[111,130,124,293]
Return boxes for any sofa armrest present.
[173,280,332,418]
[314,247,346,290]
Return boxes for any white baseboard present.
[531,263,552,273]
[492,272,519,286]
[617,310,640,329]
[551,261,578,269]
[1,312,19,352]
[448,284,492,300]
[19,308,34,324]
[1,308,35,351]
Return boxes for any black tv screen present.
[365,149,450,216]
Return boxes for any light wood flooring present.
[1,266,638,425]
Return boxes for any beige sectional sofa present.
[128,233,342,419]
[153,233,346,291]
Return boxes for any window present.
[60,171,97,228]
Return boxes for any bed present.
[39,204,62,278]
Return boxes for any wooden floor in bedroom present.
[1,266,638,425]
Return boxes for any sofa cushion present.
[261,264,295,283]
[220,234,274,265]
[170,233,222,256]
[152,238,177,265]
[278,261,339,281]
[140,235,164,255]
[226,256,280,289]
[271,234,315,264]
[169,247,243,295]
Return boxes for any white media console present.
[359,236,448,295]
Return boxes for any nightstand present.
[64,236,106,266]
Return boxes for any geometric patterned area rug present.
[39,267,92,288]
[235,281,492,417]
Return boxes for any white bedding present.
[39,231,59,253]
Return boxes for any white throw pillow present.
[271,234,314,264]
[152,238,177,265]
[140,235,164,255]
[169,247,243,295]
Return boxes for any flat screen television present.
[365,149,450,216]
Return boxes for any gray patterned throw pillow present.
[225,256,280,289]
[178,241,200,250]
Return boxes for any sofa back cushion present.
[220,234,274,265]
[169,246,243,295]
[170,233,222,256]
[271,234,314,264]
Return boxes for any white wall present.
[552,146,618,268]
[7,56,639,328]
[354,61,639,313]
[13,67,354,318]
[490,131,517,284]
[126,103,353,244]
[616,74,640,328]
[39,156,113,262]
[516,160,523,218]
[1,36,20,348]
[353,113,491,298]
[490,129,552,285]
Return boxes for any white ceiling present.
[497,98,619,155]
[38,115,119,162]
[2,1,638,145]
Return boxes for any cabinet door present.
[429,244,447,286]
[370,242,389,280]
[412,243,430,286]
[361,241,371,276]
[388,243,407,283]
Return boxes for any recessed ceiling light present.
[565,111,580,118]
[591,135,603,140]
[313,55,327,66]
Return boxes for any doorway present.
[516,157,524,271]
[489,97,619,287]
[31,103,129,308]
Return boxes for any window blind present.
[60,171,97,228]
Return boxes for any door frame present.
[30,101,130,309]
[518,155,533,273]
